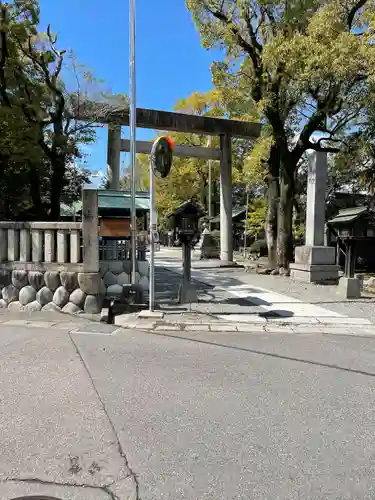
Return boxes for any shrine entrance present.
[76,101,260,264]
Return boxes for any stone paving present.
[154,247,375,321]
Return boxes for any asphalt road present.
[2,323,375,499]
[75,328,375,500]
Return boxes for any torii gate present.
[76,102,260,263]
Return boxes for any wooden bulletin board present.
[99,218,131,238]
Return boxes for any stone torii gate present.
[76,103,260,263]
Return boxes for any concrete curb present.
[0,315,373,337]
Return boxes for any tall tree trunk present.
[265,144,280,268]
[49,154,66,220]
[28,162,45,220]
[277,163,294,270]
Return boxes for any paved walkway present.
[151,250,373,321]
[107,249,374,336]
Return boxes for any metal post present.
[207,136,212,230]
[183,243,191,283]
[149,157,156,311]
[244,186,249,257]
[129,0,137,284]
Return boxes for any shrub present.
[249,239,267,256]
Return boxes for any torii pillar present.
[107,124,121,190]
[220,134,233,263]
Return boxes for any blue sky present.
[38,0,218,181]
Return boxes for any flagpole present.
[129,0,137,284]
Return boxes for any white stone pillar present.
[82,188,99,272]
[290,152,339,283]
[0,228,7,262]
[7,228,19,262]
[57,229,68,263]
[305,151,327,246]
[220,134,233,262]
[31,230,43,262]
[107,124,121,190]
[44,230,55,263]
[19,228,31,262]
[70,230,80,263]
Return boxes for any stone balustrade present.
[0,221,83,271]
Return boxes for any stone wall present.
[0,269,104,314]
[100,260,149,295]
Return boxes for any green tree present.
[187,0,375,269]
[0,0,96,219]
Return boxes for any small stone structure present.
[290,152,339,283]
[0,188,149,315]
[198,228,220,259]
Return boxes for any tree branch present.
[205,2,264,101]
[347,0,368,28]
[307,138,341,153]
[0,5,11,106]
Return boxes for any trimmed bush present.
[249,239,267,256]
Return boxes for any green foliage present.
[0,0,97,220]
[186,0,375,266]
[249,239,267,256]
[246,197,267,237]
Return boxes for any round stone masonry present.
[69,288,86,308]
[44,271,61,292]
[103,270,117,287]
[28,271,45,291]
[0,268,112,315]
[137,260,149,278]
[2,284,19,304]
[0,270,11,288]
[53,286,70,308]
[77,272,101,295]
[36,286,53,307]
[60,271,78,293]
[19,285,37,306]
[12,270,28,289]
[25,300,42,312]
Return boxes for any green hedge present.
[249,239,267,256]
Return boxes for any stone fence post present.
[82,188,99,273]
[78,188,103,312]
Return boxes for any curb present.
[113,318,375,336]
[0,316,374,337]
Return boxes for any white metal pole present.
[129,0,137,284]
[149,157,156,311]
